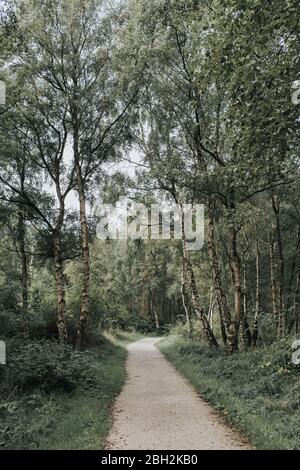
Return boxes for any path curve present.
[106,338,251,450]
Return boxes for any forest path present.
[105,338,251,450]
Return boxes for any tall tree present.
[16,0,143,348]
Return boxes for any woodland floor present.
[105,338,251,450]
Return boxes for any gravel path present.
[106,338,251,450]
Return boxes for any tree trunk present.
[269,230,279,327]
[252,226,260,347]
[207,201,229,346]
[227,225,242,353]
[295,273,300,335]
[289,269,300,334]
[241,263,252,348]
[76,172,90,350]
[150,290,160,330]
[17,210,30,337]
[53,234,67,343]
[71,93,91,350]
[181,258,192,337]
[286,226,300,317]
[208,284,214,329]
[272,195,284,338]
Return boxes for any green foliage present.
[38,334,129,450]
[169,320,208,341]
[0,334,129,450]
[4,340,100,392]
[0,394,59,450]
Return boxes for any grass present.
[158,335,300,450]
[38,331,143,450]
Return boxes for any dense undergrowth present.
[0,331,140,450]
[159,331,300,450]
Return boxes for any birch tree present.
[15,0,143,348]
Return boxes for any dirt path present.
[106,338,251,450]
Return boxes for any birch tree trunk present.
[181,259,192,337]
[69,97,91,350]
[150,290,160,330]
[269,230,279,327]
[241,263,252,348]
[76,167,90,350]
[272,195,284,338]
[17,209,29,337]
[289,269,300,334]
[252,225,260,347]
[207,201,229,346]
[227,225,242,353]
[53,233,68,343]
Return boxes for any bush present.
[125,314,154,333]
[0,334,127,450]
[3,340,99,393]
[168,319,206,341]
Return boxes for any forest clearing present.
[0,0,299,454]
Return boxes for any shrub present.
[168,319,205,341]
[3,340,99,393]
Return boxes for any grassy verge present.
[39,331,142,450]
[0,331,142,450]
[158,335,300,450]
